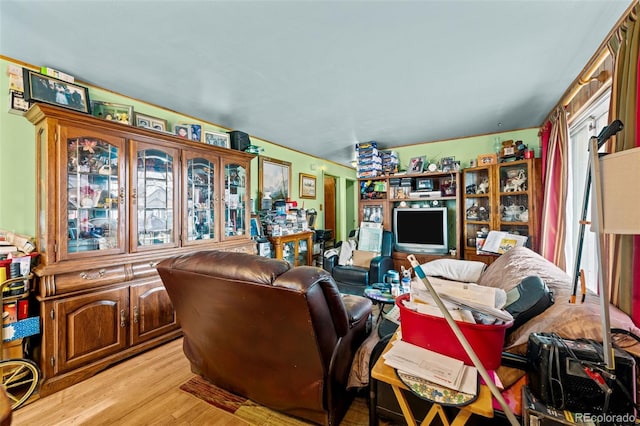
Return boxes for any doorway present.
[323,175,336,240]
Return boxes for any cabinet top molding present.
[25,103,255,161]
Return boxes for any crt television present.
[393,207,448,254]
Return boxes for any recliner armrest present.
[341,294,373,327]
[368,255,395,284]
[323,254,338,274]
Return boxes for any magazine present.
[478,231,528,255]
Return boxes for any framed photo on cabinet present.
[477,153,498,165]
[134,112,168,131]
[204,130,230,148]
[91,101,133,125]
[22,68,91,114]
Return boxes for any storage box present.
[396,293,510,369]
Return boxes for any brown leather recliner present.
[157,250,373,426]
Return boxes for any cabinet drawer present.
[53,265,127,295]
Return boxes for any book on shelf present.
[478,231,527,255]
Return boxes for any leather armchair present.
[157,250,372,426]
[323,230,394,295]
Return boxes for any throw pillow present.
[419,258,487,283]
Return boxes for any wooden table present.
[268,231,314,266]
[370,333,494,426]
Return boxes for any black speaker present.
[228,131,250,151]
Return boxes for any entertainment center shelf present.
[358,171,462,270]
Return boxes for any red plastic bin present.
[396,293,512,370]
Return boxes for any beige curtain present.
[606,2,638,315]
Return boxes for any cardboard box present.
[351,250,378,267]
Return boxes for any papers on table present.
[383,339,478,395]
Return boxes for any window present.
[565,92,610,292]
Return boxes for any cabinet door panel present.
[130,141,180,251]
[54,287,129,374]
[59,125,127,260]
[183,151,219,244]
[222,160,250,240]
[130,279,178,345]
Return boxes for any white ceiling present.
[0,1,633,166]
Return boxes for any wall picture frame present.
[204,130,230,148]
[134,112,168,131]
[91,101,134,125]
[408,155,426,174]
[22,68,91,114]
[299,173,316,199]
[259,156,291,201]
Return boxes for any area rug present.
[180,375,380,425]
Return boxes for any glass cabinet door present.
[497,162,531,239]
[462,166,493,252]
[131,142,179,250]
[64,134,124,258]
[184,152,218,244]
[222,161,248,239]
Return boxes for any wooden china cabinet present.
[26,103,256,396]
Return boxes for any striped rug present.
[180,375,378,425]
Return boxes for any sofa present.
[366,247,640,424]
[156,250,373,426]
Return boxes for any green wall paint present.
[0,57,542,243]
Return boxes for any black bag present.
[526,332,636,418]
[504,275,554,332]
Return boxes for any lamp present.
[589,124,640,370]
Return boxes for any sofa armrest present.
[368,255,395,284]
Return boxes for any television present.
[393,207,448,254]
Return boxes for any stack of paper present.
[383,339,478,395]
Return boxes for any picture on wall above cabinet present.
[23,68,91,114]
[204,130,230,148]
[91,101,133,125]
[133,112,168,132]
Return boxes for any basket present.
[396,293,511,370]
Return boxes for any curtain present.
[539,107,569,270]
[607,3,639,320]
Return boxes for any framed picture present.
[477,153,498,165]
[188,124,202,142]
[204,130,230,148]
[9,90,30,113]
[134,112,168,131]
[408,156,426,174]
[22,68,90,114]
[299,173,316,199]
[259,156,291,201]
[174,124,191,139]
[91,101,133,125]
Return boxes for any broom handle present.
[407,255,519,426]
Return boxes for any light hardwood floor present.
[12,338,249,426]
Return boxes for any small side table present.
[364,285,396,323]
[371,332,494,426]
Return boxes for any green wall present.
[0,56,541,243]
